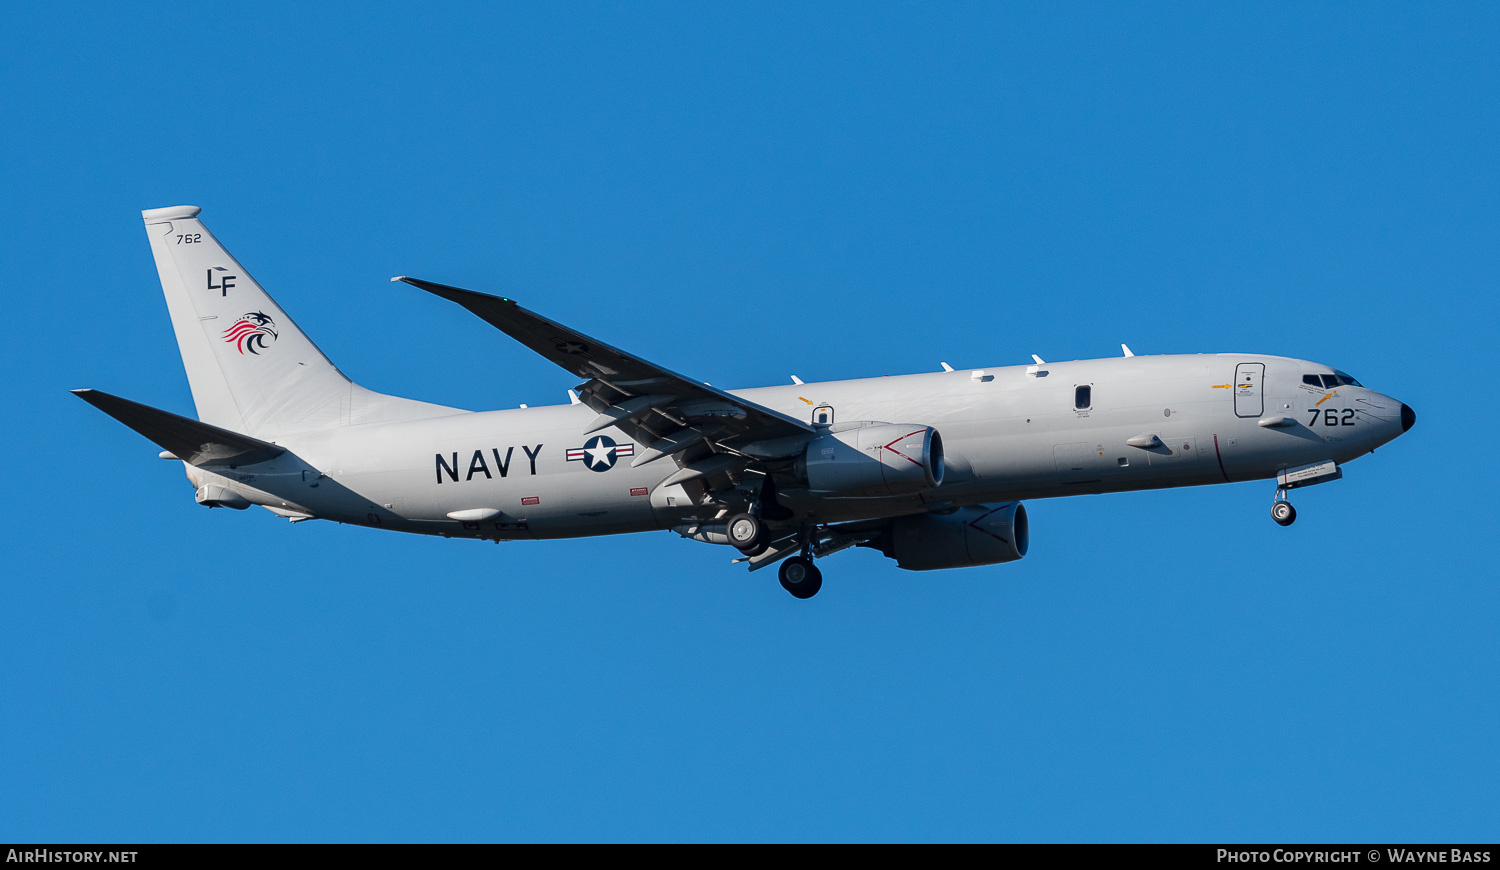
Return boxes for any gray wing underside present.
[394,277,815,493]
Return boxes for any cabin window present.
[813,405,834,425]
[1074,385,1091,410]
[1303,375,1323,387]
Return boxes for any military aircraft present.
[75,206,1416,598]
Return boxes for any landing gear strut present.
[779,556,822,599]
[1271,489,1297,527]
[1268,462,1343,527]
[778,524,823,599]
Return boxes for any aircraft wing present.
[395,277,815,488]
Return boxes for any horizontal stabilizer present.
[72,389,284,466]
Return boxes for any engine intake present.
[799,423,944,498]
[875,502,1029,571]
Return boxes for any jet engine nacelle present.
[799,423,944,498]
[883,502,1028,571]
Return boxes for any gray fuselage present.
[206,352,1410,540]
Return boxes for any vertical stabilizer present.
[141,206,457,436]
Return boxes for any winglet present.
[394,275,516,305]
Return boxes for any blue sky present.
[2,3,1495,842]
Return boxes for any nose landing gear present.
[1267,461,1343,527]
[1270,494,1297,527]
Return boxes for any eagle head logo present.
[223,311,278,355]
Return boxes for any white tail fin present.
[142,206,458,436]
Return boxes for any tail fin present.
[141,206,458,436]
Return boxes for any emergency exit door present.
[1234,363,1264,417]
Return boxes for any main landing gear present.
[1271,489,1297,527]
[727,512,768,556]
[779,556,823,599]
[732,490,824,598]
[731,512,824,599]
[728,476,792,558]
[777,523,823,599]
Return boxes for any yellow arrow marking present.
[1315,390,1337,407]
[797,396,813,405]
[1211,383,1231,389]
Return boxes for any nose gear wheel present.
[1271,487,1296,526]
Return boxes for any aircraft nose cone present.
[1401,403,1416,433]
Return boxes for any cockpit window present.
[1309,372,1363,389]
